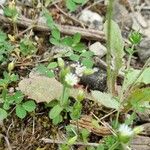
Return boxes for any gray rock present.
[79,10,103,30]
[80,69,107,91]
[113,2,133,30]
[137,38,150,62]
[0,9,3,15]
[89,42,107,58]
[0,0,6,5]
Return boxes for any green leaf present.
[80,51,94,58]
[22,100,36,112]
[16,105,27,119]
[47,62,58,69]
[82,58,94,68]
[70,102,82,120]
[36,64,55,78]
[141,67,150,84]
[73,0,86,4]
[13,91,24,104]
[104,20,124,69]
[125,67,150,88]
[49,104,63,119]
[69,54,80,61]
[91,91,120,109]
[73,33,81,44]
[129,31,141,45]
[52,114,63,125]
[0,108,8,121]
[0,31,7,42]
[81,128,90,143]
[61,36,73,46]
[66,0,77,12]
[51,28,60,40]
[67,135,78,145]
[127,87,150,103]
[20,38,37,56]
[73,43,85,52]
[43,10,55,29]
[50,37,60,45]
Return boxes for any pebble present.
[80,69,107,91]
[113,2,133,30]
[89,42,107,58]
[0,0,6,5]
[137,37,150,62]
[79,10,103,30]
[0,9,3,15]
[134,12,148,28]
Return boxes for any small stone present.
[8,87,14,93]
[89,42,107,58]
[80,69,107,91]
[134,12,148,28]
[113,2,133,30]
[0,9,4,15]
[79,10,103,30]
[137,38,150,62]
[0,0,6,5]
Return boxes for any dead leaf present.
[18,75,63,103]
[71,115,111,136]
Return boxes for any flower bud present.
[77,89,84,101]
[8,61,15,73]
[133,126,144,134]
[58,58,64,68]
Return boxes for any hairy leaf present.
[91,91,120,109]
[104,20,125,70]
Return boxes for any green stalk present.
[60,86,69,106]
[108,141,119,150]
[106,0,115,94]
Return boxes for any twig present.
[84,0,104,10]
[54,4,86,28]
[94,57,124,79]
[91,112,117,136]
[0,14,105,41]
[0,134,12,150]
[41,138,101,147]
[15,25,34,39]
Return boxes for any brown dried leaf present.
[18,75,63,103]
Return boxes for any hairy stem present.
[106,0,115,94]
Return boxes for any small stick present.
[54,4,86,28]
[0,134,12,150]
[0,14,105,41]
[41,138,101,147]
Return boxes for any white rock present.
[0,0,6,5]
[0,9,4,15]
[89,42,107,58]
[137,38,150,62]
[79,10,103,30]
[134,12,148,28]
[38,16,47,24]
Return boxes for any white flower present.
[118,124,133,143]
[65,73,78,86]
[119,124,133,136]
[75,64,86,77]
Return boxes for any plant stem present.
[61,86,66,106]
[106,0,115,94]
[108,141,119,150]
[126,45,135,71]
